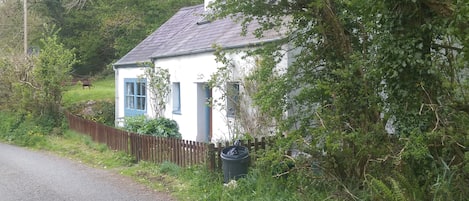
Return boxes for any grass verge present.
[39,130,201,197]
[0,119,331,201]
[39,130,327,201]
[45,130,135,169]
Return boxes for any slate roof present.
[114,4,283,67]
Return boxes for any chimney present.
[204,0,215,11]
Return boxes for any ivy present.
[210,0,469,199]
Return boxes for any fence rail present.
[208,138,271,171]
[65,112,271,170]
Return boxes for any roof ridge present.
[115,3,284,67]
[149,6,201,58]
[114,4,203,66]
[179,4,203,11]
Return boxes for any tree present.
[142,64,171,118]
[210,0,469,199]
[33,28,77,126]
[33,0,201,75]
[1,25,76,130]
[0,0,45,55]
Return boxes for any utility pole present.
[23,0,27,55]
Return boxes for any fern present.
[367,175,394,201]
[388,177,406,201]
[394,171,423,200]
[366,174,411,201]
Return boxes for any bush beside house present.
[124,116,182,139]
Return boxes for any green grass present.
[45,130,135,169]
[42,132,186,194]
[62,76,115,107]
[173,167,330,201]
[34,129,324,201]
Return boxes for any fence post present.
[208,143,215,171]
[175,138,180,166]
[217,142,223,171]
[190,141,195,166]
[261,137,266,150]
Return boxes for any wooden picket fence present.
[65,112,272,170]
[207,138,271,171]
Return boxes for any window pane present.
[140,83,146,96]
[172,82,180,113]
[126,96,134,109]
[126,82,134,95]
[226,82,239,117]
[137,97,145,110]
[136,82,146,96]
[136,83,141,95]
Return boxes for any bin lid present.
[220,145,249,159]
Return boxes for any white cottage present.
[113,1,288,142]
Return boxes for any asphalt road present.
[0,143,175,201]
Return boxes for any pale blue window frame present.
[124,78,147,116]
[172,82,181,114]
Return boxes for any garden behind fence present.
[65,112,272,170]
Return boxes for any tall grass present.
[0,112,49,147]
[171,165,331,201]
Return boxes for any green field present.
[62,76,115,107]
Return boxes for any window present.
[124,78,146,116]
[172,82,181,114]
[226,82,239,117]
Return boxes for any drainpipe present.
[113,65,119,127]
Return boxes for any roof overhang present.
[150,38,282,60]
[113,60,152,69]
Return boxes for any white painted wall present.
[114,67,147,126]
[115,47,290,143]
[154,51,266,142]
[204,0,215,11]
[155,53,223,142]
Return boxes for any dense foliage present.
[0,112,50,147]
[0,0,200,75]
[1,29,76,130]
[36,0,201,75]
[210,0,469,199]
[124,116,182,139]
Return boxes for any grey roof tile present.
[114,4,282,66]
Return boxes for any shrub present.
[0,112,49,147]
[124,116,181,139]
[159,161,181,176]
[67,100,115,126]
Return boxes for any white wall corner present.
[204,0,215,11]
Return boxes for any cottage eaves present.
[114,4,283,67]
